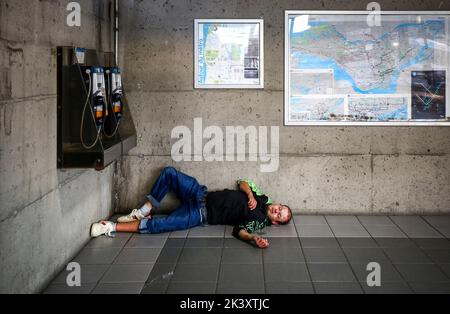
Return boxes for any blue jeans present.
[139,167,208,234]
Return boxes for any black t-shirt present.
[205,189,272,239]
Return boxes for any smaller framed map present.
[194,19,264,89]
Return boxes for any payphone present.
[80,66,107,149]
[104,67,123,138]
[57,47,136,170]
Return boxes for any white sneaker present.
[91,221,115,238]
[117,209,146,223]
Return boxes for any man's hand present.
[248,194,257,210]
[238,229,270,249]
[254,236,270,249]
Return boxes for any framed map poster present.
[285,11,450,126]
[195,19,264,89]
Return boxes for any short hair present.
[279,205,293,225]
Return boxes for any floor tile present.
[265,282,314,294]
[438,264,450,278]
[219,264,264,284]
[86,237,129,249]
[264,263,310,282]
[266,238,301,248]
[171,264,219,282]
[224,238,254,248]
[188,225,225,238]
[167,282,217,294]
[413,238,450,249]
[303,248,347,263]
[100,264,154,283]
[112,233,133,240]
[390,216,443,238]
[92,283,144,294]
[337,238,378,248]
[383,248,432,264]
[435,226,450,238]
[44,284,95,294]
[50,264,109,285]
[294,215,327,225]
[224,226,235,238]
[169,229,189,238]
[358,216,394,226]
[184,238,224,248]
[141,282,169,294]
[222,248,262,264]
[423,249,450,264]
[374,238,417,248]
[409,282,450,294]
[308,264,356,282]
[300,238,340,248]
[363,282,413,294]
[217,282,264,294]
[164,238,186,248]
[125,235,167,248]
[263,224,298,238]
[394,264,449,282]
[178,248,222,264]
[350,263,404,283]
[329,224,371,238]
[343,248,391,264]
[314,282,363,294]
[326,216,359,225]
[156,247,182,264]
[73,248,122,265]
[297,225,334,238]
[422,216,450,228]
[364,225,407,238]
[263,246,305,263]
[146,263,176,285]
[114,248,161,264]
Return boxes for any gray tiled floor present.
[44,215,450,294]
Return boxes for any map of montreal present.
[198,22,261,86]
[288,14,449,122]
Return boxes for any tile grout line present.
[135,235,173,294]
[163,236,189,294]
[375,216,419,293]
[419,215,448,239]
[327,216,366,294]
[355,216,415,293]
[214,236,225,294]
[293,221,316,294]
[90,233,135,294]
[414,218,450,282]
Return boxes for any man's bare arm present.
[239,182,257,210]
[238,229,270,249]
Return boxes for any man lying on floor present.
[91,167,293,249]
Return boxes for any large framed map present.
[285,11,450,126]
[195,19,264,89]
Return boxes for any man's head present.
[266,204,293,225]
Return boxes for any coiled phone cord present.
[80,71,102,150]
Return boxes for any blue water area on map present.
[290,19,444,94]
[199,24,211,84]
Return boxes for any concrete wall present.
[0,0,116,293]
[118,0,450,215]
